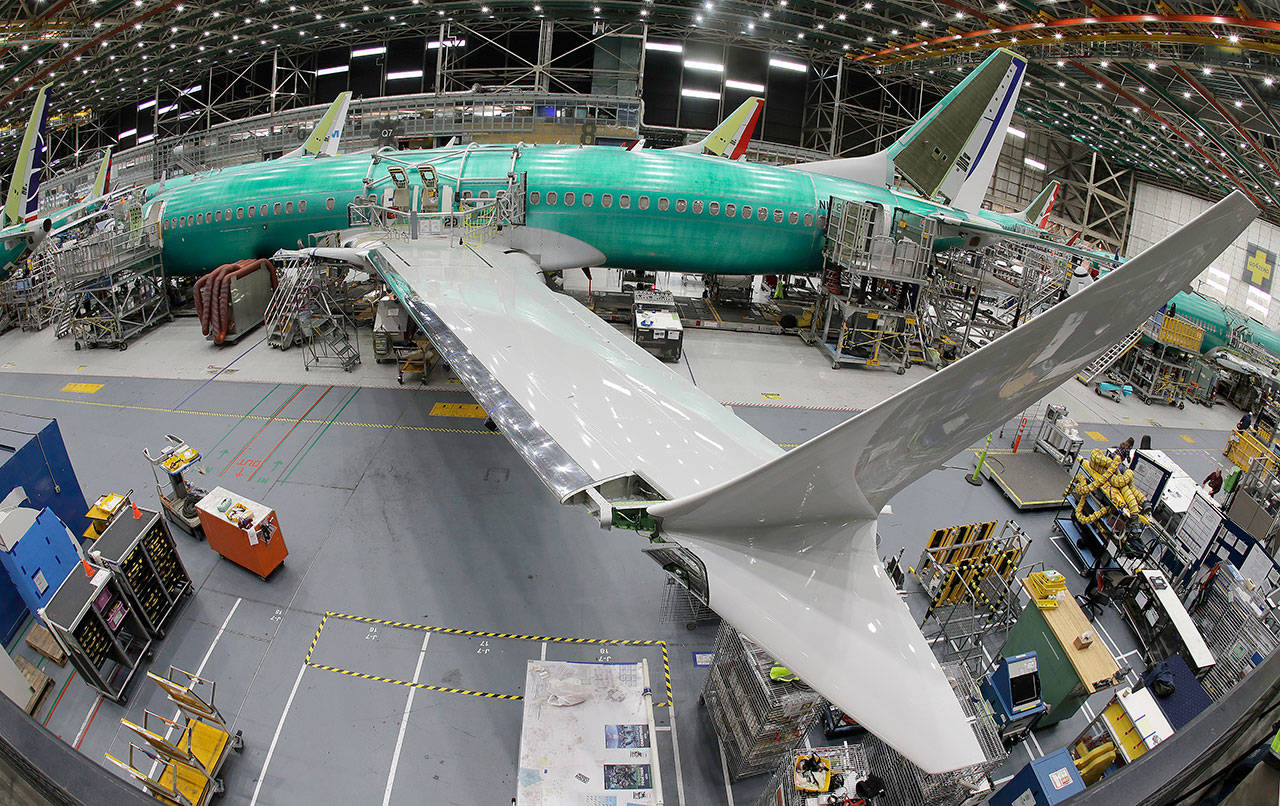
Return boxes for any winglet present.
[91,147,113,198]
[668,96,763,159]
[3,85,51,228]
[284,91,352,158]
[1021,180,1060,228]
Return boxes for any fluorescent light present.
[137,99,156,110]
[178,110,197,120]
[137,133,155,143]
[1023,157,1046,171]
[769,57,807,73]
[180,84,202,95]
[684,59,724,73]
[645,41,683,53]
[158,103,177,115]
[725,79,765,93]
[118,128,137,139]
[316,65,349,76]
[1007,126,1026,138]
[351,45,386,57]
[427,38,465,48]
[1247,297,1269,313]
[387,69,423,80]
[681,88,720,100]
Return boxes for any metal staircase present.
[265,252,360,371]
[1075,327,1143,385]
[300,294,360,372]
[263,256,309,349]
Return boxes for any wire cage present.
[659,574,717,631]
[754,744,871,806]
[1190,564,1280,701]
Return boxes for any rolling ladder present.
[263,256,309,349]
[1075,327,1143,385]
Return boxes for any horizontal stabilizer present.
[651,190,1257,773]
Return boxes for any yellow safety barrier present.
[1224,429,1279,473]
[1155,314,1203,352]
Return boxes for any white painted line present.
[1048,534,1085,575]
[540,641,547,661]
[1023,738,1035,762]
[1082,701,1095,720]
[249,663,307,806]
[654,725,672,732]
[72,695,103,749]
[383,632,430,806]
[717,739,736,806]
[668,696,687,806]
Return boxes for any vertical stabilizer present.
[1021,180,1060,228]
[284,91,352,158]
[91,147,113,198]
[3,85,51,227]
[667,96,764,159]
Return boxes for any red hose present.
[196,258,276,344]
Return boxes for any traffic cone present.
[131,501,141,519]
[82,559,95,578]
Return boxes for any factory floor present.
[0,315,1242,805]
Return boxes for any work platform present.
[980,450,1071,510]
[565,288,809,335]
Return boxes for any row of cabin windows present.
[526,190,818,228]
[162,196,339,231]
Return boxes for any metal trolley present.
[88,506,192,639]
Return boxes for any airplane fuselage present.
[145,144,1012,277]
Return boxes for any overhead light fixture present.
[316,65,349,76]
[725,79,765,93]
[769,57,806,73]
[1007,126,1026,139]
[118,128,137,139]
[681,88,720,100]
[158,103,177,115]
[138,133,155,144]
[137,99,156,110]
[387,69,423,80]
[645,41,683,53]
[683,59,723,73]
[351,45,386,58]
[1023,157,1046,171]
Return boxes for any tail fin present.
[785,49,1026,207]
[668,96,763,159]
[91,147,112,198]
[284,91,352,158]
[1021,180,1060,228]
[649,191,1256,773]
[3,85,51,228]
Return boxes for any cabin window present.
[247,206,255,218]
[725,203,736,217]
[564,191,576,206]
[546,191,558,205]
[789,211,799,225]
[582,192,594,207]
[299,200,307,213]
[658,197,669,211]
[187,215,194,226]
[638,196,649,210]
[260,204,268,217]
[803,213,813,227]
[197,213,204,225]
[226,209,232,220]
[214,210,223,222]
[676,199,687,213]
[709,202,720,216]
[601,194,612,208]
[480,190,490,199]
[236,207,245,220]
[692,200,704,214]
[285,202,294,214]
[529,191,541,205]
[741,206,752,219]
[463,190,473,199]
[759,208,769,221]
[273,203,282,215]
[326,197,335,211]
[818,215,827,228]
[619,195,630,209]
[773,209,782,223]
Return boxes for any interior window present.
[803,213,813,227]
[619,195,630,209]
[692,200,703,214]
[789,211,799,225]
[546,191,558,205]
[463,190,473,199]
[529,191,541,205]
[326,197,335,211]
[601,194,612,208]
[658,197,669,211]
[564,191,576,206]
[582,192,594,207]
[676,199,687,213]
[479,190,490,199]
[725,203,736,217]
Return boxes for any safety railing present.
[347,192,522,246]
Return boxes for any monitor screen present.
[1009,671,1041,708]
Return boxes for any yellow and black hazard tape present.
[306,663,524,700]
[310,611,673,706]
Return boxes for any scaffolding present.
[805,197,932,373]
[1102,312,1205,408]
[0,257,58,332]
[1188,563,1280,701]
[701,622,824,781]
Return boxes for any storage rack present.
[753,744,870,806]
[659,574,716,631]
[88,507,191,639]
[849,663,1008,806]
[1190,565,1280,701]
[701,622,823,781]
[40,566,151,704]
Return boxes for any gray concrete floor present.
[0,334,1239,804]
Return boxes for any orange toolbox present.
[194,487,287,579]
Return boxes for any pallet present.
[25,624,67,667]
[14,656,52,716]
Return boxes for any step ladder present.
[1075,326,1143,385]
[300,294,360,372]
[52,285,76,339]
[264,259,307,349]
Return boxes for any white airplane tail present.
[1021,180,1060,228]
[3,85,51,228]
[650,190,1257,773]
[786,49,1026,209]
[284,91,352,158]
[668,96,763,159]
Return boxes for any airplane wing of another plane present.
[933,211,1121,264]
[315,189,1256,775]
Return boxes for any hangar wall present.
[1128,182,1280,330]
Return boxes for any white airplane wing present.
[321,190,1254,774]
